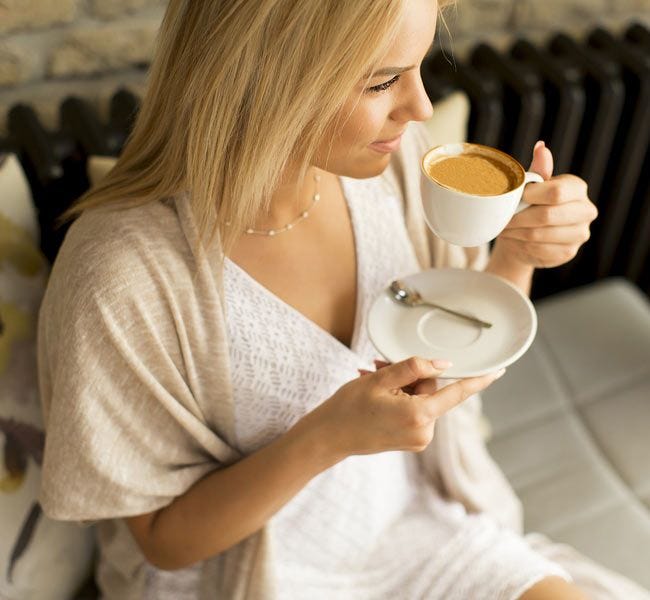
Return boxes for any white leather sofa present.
[482,278,650,589]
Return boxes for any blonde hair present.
[63,0,451,256]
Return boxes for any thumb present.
[374,357,449,390]
[529,140,553,181]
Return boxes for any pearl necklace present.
[240,173,321,237]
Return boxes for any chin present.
[334,152,392,180]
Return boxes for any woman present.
[37,0,645,599]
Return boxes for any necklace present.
[234,172,321,237]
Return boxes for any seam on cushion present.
[572,369,650,409]
[535,329,650,519]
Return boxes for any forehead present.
[380,0,439,64]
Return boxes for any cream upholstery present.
[483,279,650,589]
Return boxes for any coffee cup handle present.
[515,171,545,214]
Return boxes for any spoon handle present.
[420,300,493,328]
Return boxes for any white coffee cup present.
[420,142,544,247]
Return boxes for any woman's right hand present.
[299,357,505,463]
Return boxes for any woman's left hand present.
[493,141,598,269]
[359,359,442,395]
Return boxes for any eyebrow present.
[368,65,416,78]
[367,38,438,79]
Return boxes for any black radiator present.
[2,89,139,263]
[2,24,648,300]
[423,22,650,299]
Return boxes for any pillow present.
[87,155,117,187]
[0,155,38,244]
[0,153,95,600]
[424,90,471,146]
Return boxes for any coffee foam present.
[423,144,524,196]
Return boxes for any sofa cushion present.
[482,278,650,590]
[581,380,650,504]
[423,90,471,145]
[0,153,96,600]
[86,156,117,188]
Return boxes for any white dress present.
[217,174,571,599]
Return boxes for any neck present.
[251,165,321,230]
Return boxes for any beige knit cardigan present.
[37,122,524,599]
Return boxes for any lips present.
[369,132,405,153]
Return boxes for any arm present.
[126,416,334,571]
[125,358,504,571]
[485,240,535,297]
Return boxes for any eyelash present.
[367,74,401,94]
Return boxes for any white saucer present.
[367,268,537,378]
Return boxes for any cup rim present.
[421,142,526,197]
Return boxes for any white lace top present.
[221,175,568,599]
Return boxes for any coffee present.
[420,142,542,246]
[426,153,519,196]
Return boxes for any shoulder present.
[41,198,198,330]
[66,197,186,269]
[58,198,190,290]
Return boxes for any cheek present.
[339,102,388,147]
[314,98,393,177]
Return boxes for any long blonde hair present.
[63,0,452,256]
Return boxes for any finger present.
[374,357,449,390]
[499,224,591,245]
[490,238,582,268]
[528,140,554,181]
[522,174,589,207]
[413,377,439,395]
[358,369,372,377]
[420,369,506,417]
[507,199,598,229]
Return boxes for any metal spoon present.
[389,280,493,329]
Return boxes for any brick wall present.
[0,0,165,136]
[440,0,650,57]
[0,0,648,136]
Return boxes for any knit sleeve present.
[37,203,239,521]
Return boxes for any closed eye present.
[367,74,401,94]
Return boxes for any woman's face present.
[316,0,438,179]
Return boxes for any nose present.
[392,70,434,123]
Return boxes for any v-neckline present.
[224,175,363,358]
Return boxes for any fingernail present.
[431,359,453,369]
[534,140,545,151]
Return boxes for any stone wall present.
[0,0,648,136]
[0,0,165,136]
[439,0,650,57]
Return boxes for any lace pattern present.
[142,175,570,599]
